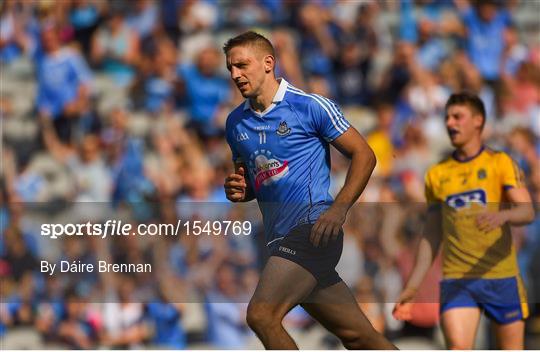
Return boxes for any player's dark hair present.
[473,0,500,8]
[445,92,486,130]
[223,31,275,58]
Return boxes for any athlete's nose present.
[445,115,456,129]
[231,67,241,81]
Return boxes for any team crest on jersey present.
[477,168,487,180]
[248,150,289,190]
[446,189,487,210]
[276,121,291,136]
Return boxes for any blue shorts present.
[440,277,529,324]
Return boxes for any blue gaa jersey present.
[225,79,351,245]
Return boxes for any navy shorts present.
[268,223,343,289]
[440,277,529,324]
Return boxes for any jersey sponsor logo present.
[276,121,291,136]
[254,125,271,131]
[236,132,249,142]
[446,189,487,209]
[248,150,289,190]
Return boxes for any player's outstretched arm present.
[310,127,376,247]
[224,164,255,202]
[476,187,535,232]
[393,206,442,321]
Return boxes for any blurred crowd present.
[1,0,539,349]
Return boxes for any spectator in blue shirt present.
[57,292,99,349]
[334,40,372,106]
[415,18,449,71]
[142,37,177,113]
[126,0,159,40]
[298,3,339,80]
[145,302,186,349]
[177,46,231,138]
[0,0,32,64]
[36,23,93,145]
[111,137,156,221]
[456,0,512,82]
[90,7,140,87]
[205,264,251,349]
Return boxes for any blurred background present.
[1,0,539,349]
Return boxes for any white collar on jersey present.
[243,78,288,112]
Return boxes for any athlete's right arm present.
[224,164,255,202]
[393,205,442,320]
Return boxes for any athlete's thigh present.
[250,255,318,316]
[441,307,482,349]
[492,320,524,349]
[480,276,527,349]
[299,280,377,338]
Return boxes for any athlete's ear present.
[473,112,484,130]
[264,55,275,73]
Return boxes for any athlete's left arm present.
[310,127,376,247]
[476,187,535,232]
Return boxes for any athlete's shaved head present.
[223,31,275,59]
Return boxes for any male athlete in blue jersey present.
[223,31,396,350]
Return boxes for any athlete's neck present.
[250,78,280,113]
[454,138,483,161]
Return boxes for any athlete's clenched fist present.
[225,166,248,202]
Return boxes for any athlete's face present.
[445,104,483,148]
[226,45,272,98]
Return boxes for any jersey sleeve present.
[498,152,525,190]
[424,168,440,208]
[308,95,351,142]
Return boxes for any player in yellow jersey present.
[393,92,535,349]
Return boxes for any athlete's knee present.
[338,328,381,350]
[447,340,474,350]
[246,302,283,332]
